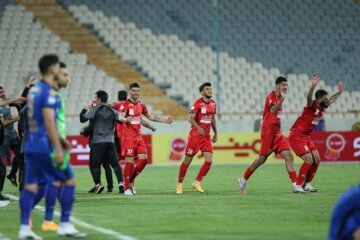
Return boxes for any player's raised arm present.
[270,94,285,114]
[144,112,173,124]
[307,73,319,107]
[211,115,218,143]
[329,82,345,104]
[43,107,64,166]
[141,118,156,132]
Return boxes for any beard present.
[319,102,329,108]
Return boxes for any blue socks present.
[45,184,59,221]
[20,189,35,225]
[33,184,47,208]
[59,185,75,223]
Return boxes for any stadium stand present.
[58,1,360,121]
[0,4,126,116]
[1,0,188,120]
[59,0,360,92]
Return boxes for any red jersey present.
[189,98,216,138]
[261,91,283,134]
[113,101,125,138]
[120,99,149,140]
[290,101,325,137]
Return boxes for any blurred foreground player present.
[289,73,344,193]
[238,77,297,194]
[18,55,85,239]
[176,82,217,194]
[329,184,360,240]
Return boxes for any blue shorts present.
[25,152,74,184]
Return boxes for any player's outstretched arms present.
[43,108,64,166]
[0,97,26,107]
[188,113,205,136]
[141,118,156,132]
[307,72,319,107]
[329,82,345,104]
[145,113,173,124]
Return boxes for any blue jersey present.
[329,184,360,240]
[25,80,61,153]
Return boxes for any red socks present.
[178,162,189,184]
[124,162,134,190]
[288,171,297,184]
[243,168,253,180]
[130,160,147,184]
[305,162,320,183]
[196,161,212,182]
[296,162,312,185]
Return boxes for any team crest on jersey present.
[129,109,134,116]
[47,96,56,105]
[201,107,207,114]
[315,109,320,115]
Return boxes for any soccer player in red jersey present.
[237,76,297,194]
[176,82,217,194]
[120,83,173,196]
[289,73,344,193]
[112,90,129,161]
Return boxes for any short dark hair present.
[315,89,328,100]
[59,62,66,68]
[118,90,127,101]
[95,90,108,103]
[275,76,287,85]
[199,82,212,92]
[0,86,3,90]
[38,54,59,75]
[129,82,140,89]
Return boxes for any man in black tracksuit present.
[81,90,125,194]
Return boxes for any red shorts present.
[185,135,213,157]
[259,133,291,156]
[121,138,147,157]
[288,132,317,157]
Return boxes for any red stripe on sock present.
[124,162,134,190]
[305,162,320,183]
[289,171,297,183]
[196,161,212,182]
[130,160,147,184]
[296,162,312,185]
[243,168,253,180]
[178,162,189,184]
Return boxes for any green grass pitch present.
[0,163,359,240]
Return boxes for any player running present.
[18,55,85,239]
[237,76,297,194]
[120,82,173,196]
[176,82,217,194]
[289,73,344,193]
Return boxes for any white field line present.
[7,194,136,240]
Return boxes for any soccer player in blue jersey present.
[18,55,86,239]
[329,184,360,240]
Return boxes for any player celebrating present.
[176,82,217,194]
[120,83,173,196]
[289,73,344,193]
[237,76,297,194]
[18,55,85,239]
